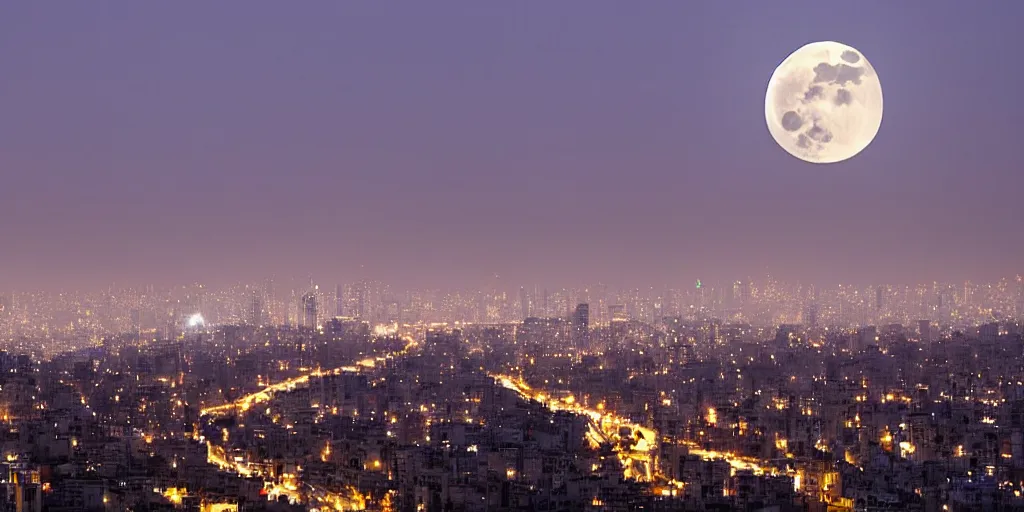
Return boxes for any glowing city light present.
[187,313,205,328]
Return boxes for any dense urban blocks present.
[3,278,1023,510]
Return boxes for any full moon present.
[765,41,882,164]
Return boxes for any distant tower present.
[286,290,298,327]
[335,284,344,317]
[249,293,264,326]
[918,320,931,343]
[1017,276,1024,318]
[519,287,530,321]
[301,289,319,330]
[357,281,368,319]
[876,286,884,312]
[130,308,142,341]
[572,303,589,351]
[808,303,819,328]
[263,278,276,323]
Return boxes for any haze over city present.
[3,2,1023,291]
[3,3,1024,512]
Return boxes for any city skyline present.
[3,2,1024,290]
[4,274,1020,342]
[4,3,1024,510]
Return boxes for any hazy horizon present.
[5,273,1022,298]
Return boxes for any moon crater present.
[834,89,852,106]
[781,111,803,131]
[766,41,883,163]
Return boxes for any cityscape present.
[0,277,1022,510]
[3,2,1024,512]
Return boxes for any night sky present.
[1,2,1022,291]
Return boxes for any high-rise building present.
[301,290,318,330]
[519,287,530,321]
[856,326,877,351]
[249,293,264,326]
[129,308,141,338]
[1017,276,1024,318]
[918,319,931,343]
[263,278,277,324]
[355,281,369,319]
[571,303,589,350]
[287,292,298,327]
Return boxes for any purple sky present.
[1,2,1022,291]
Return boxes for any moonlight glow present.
[765,41,883,164]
